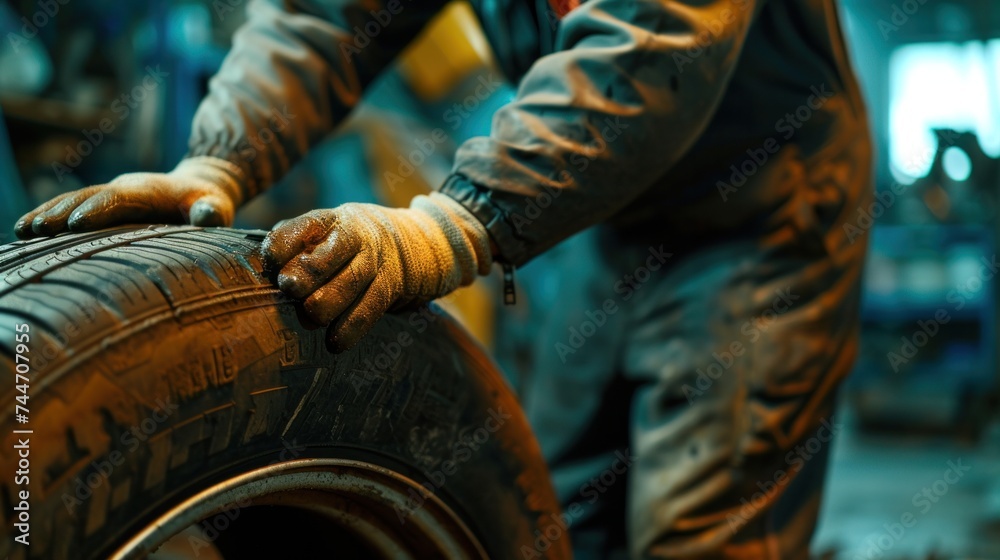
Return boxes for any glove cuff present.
[172,156,250,208]
[411,192,494,288]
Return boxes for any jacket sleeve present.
[187,0,449,197]
[440,0,760,266]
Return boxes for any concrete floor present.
[813,408,1000,559]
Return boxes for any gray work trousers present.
[510,223,865,559]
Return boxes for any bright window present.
[889,40,1000,184]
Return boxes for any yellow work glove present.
[14,156,247,239]
[260,192,493,352]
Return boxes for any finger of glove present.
[260,211,338,274]
[326,273,394,353]
[188,194,235,227]
[278,228,362,299]
[302,250,378,327]
[67,188,184,232]
[17,187,99,238]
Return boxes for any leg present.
[623,234,864,559]
[517,228,641,559]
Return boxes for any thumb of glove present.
[188,194,235,227]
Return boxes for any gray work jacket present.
[188,0,871,267]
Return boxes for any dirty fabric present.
[513,206,867,557]
[189,0,869,269]
[185,0,872,556]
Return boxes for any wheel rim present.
[111,458,489,560]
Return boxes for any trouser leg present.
[517,222,864,559]
[518,228,640,558]
[622,236,863,559]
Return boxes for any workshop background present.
[0,0,998,557]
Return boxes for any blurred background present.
[0,0,998,557]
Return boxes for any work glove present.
[260,192,493,352]
[14,156,247,239]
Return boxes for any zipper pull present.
[502,263,516,305]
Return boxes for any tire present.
[0,225,569,560]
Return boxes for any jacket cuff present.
[185,146,261,200]
[438,173,528,266]
[173,156,250,205]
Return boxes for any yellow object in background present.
[367,1,498,348]
[397,1,497,102]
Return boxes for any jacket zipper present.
[502,263,516,305]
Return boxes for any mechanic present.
[15,0,872,557]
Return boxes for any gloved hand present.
[261,192,493,352]
[14,156,248,239]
